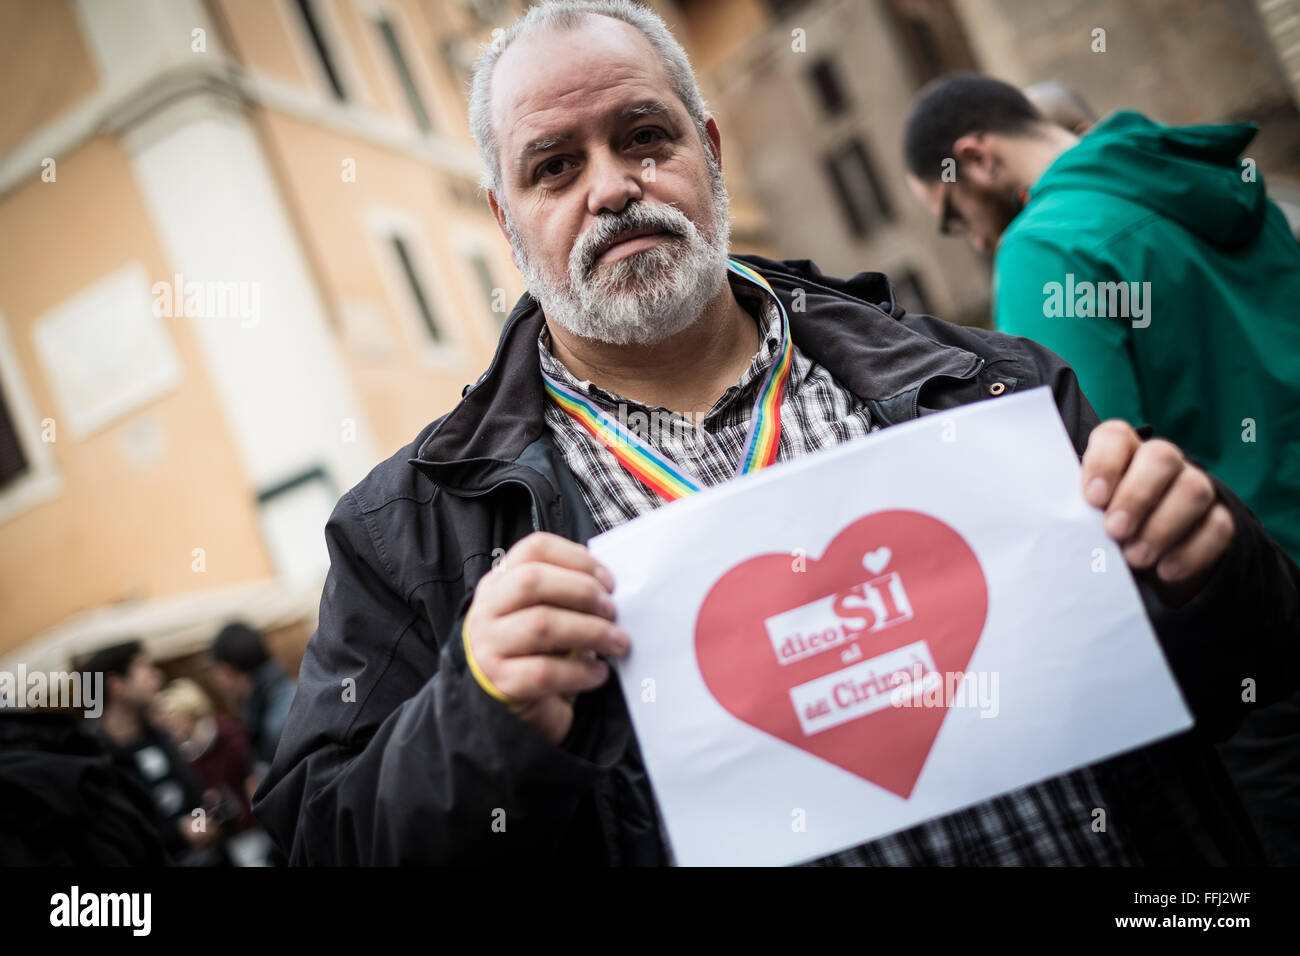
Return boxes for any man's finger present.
[1081,420,1141,509]
[501,532,615,590]
[489,562,616,621]
[493,652,611,702]
[1122,465,1217,569]
[494,605,629,659]
[1154,503,1236,583]
[1103,438,1185,547]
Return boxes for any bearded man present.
[253,1,1300,866]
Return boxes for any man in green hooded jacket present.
[903,73,1300,863]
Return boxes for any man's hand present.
[1082,420,1236,605]
[462,532,630,746]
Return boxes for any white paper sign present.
[588,386,1193,866]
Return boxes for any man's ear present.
[703,113,723,169]
[952,132,997,183]
[485,189,521,269]
[486,188,508,234]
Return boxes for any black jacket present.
[253,254,1300,865]
[0,711,169,866]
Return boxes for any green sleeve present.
[993,237,1146,426]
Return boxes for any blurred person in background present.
[156,678,274,866]
[82,640,227,865]
[903,73,1300,566]
[1023,81,1097,136]
[903,73,1300,863]
[209,622,296,781]
[156,678,252,823]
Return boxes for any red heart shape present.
[694,510,989,798]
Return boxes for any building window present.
[822,136,895,239]
[440,36,472,89]
[366,208,460,360]
[0,312,61,525]
[882,0,978,89]
[256,465,337,587]
[0,383,28,491]
[389,234,443,343]
[293,0,348,101]
[895,14,945,86]
[373,11,433,132]
[807,57,850,118]
[763,0,814,19]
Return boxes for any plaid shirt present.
[538,270,1140,866]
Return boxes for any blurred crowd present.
[0,623,295,866]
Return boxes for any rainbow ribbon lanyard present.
[541,257,793,502]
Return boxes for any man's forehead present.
[491,20,675,146]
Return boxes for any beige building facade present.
[0,0,778,672]
[0,0,526,669]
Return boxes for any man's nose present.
[586,148,644,217]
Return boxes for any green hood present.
[1028,110,1267,247]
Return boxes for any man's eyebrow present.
[513,100,676,180]
[622,99,672,120]
[515,135,567,178]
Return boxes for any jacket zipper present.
[456,472,639,862]
[453,476,545,534]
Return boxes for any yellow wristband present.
[462,616,519,706]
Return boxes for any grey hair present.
[468,0,712,200]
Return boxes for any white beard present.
[504,160,733,346]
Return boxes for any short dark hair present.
[212,622,270,675]
[79,640,144,703]
[903,74,1042,180]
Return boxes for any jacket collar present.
[410,254,980,492]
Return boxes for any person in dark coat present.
[82,640,225,865]
[209,622,296,777]
[0,709,168,866]
[253,0,1300,866]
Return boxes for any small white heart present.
[863,547,892,575]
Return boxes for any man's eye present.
[630,127,665,147]
[536,158,571,181]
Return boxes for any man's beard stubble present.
[503,157,733,347]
